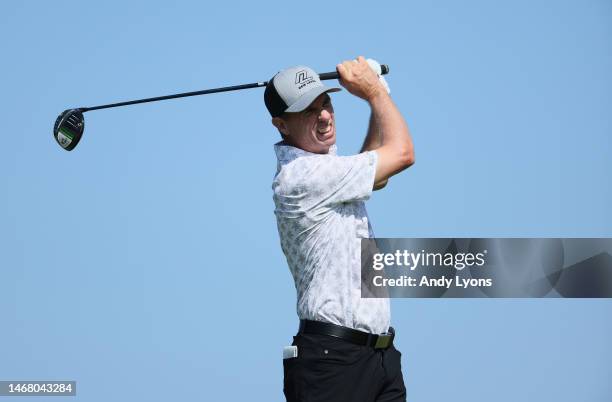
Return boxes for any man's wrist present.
[366,87,389,105]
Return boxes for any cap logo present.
[294,70,316,89]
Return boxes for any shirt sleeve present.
[303,150,378,209]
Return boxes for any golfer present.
[265,56,414,402]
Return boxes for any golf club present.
[53,64,390,151]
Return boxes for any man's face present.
[273,93,335,154]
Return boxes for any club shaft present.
[80,65,389,113]
[82,82,266,112]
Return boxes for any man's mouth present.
[316,123,333,139]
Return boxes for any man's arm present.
[360,112,389,190]
[338,56,415,190]
[369,90,414,189]
[360,112,383,153]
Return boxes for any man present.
[265,56,415,402]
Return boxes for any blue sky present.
[1,1,611,401]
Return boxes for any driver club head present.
[54,109,84,151]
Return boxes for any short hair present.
[275,113,289,140]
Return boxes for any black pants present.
[283,331,406,402]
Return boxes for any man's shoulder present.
[274,150,375,186]
[273,156,318,190]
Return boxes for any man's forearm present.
[360,112,383,153]
[368,91,413,157]
[361,91,412,155]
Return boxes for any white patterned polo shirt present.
[272,141,390,334]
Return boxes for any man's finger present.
[342,60,355,76]
[340,62,352,77]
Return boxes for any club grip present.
[318,64,389,81]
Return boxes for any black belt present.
[298,319,395,349]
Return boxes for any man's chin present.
[322,136,335,145]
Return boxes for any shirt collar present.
[274,141,337,163]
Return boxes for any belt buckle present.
[374,335,390,349]
[374,334,393,349]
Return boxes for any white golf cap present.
[264,65,341,117]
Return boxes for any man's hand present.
[366,59,391,94]
[336,56,387,102]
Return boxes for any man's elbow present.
[373,178,389,191]
[398,146,415,169]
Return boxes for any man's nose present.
[319,109,332,121]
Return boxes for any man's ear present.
[272,117,289,137]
